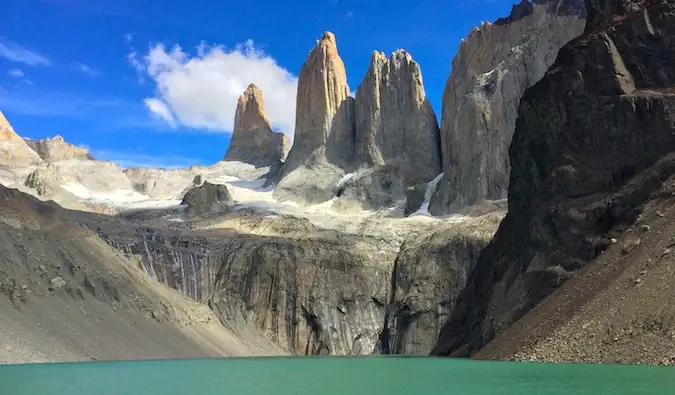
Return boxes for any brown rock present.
[274,31,355,205]
[222,84,290,168]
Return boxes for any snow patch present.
[409,173,444,218]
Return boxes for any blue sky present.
[2,0,517,168]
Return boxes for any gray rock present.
[404,182,427,216]
[49,276,66,291]
[430,0,586,215]
[181,182,233,215]
[354,50,442,184]
[24,164,65,197]
[332,164,406,212]
[433,0,675,357]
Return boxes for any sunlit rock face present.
[430,0,586,215]
[273,32,356,205]
[0,110,42,168]
[223,84,290,168]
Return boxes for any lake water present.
[1,356,674,394]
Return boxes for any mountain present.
[273,32,356,205]
[429,0,586,215]
[433,0,675,364]
[222,84,290,168]
[354,50,442,184]
[24,135,94,162]
[0,111,42,169]
[0,183,282,363]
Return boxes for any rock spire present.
[223,84,290,167]
[354,49,441,184]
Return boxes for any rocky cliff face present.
[433,0,675,357]
[429,0,586,215]
[89,205,501,356]
[273,32,356,205]
[379,215,501,354]
[25,135,94,162]
[96,221,398,355]
[0,111,42,168]
[354,50,441,184]
[223,84,290,168]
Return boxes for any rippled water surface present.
[2,356,674,394]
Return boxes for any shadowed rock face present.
[181,181,233,215]
[354,50,441,184]
[25,135,94,162]
[223,84,290,168]
[273,32,356,205]
[433,0,675,357]
[430,0,586,215]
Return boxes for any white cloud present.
[7,68,24,78]
[72,62,100,77]
[144,97,176,127]
[131,40,298,137]
[0,38,50,66]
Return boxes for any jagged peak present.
[245,83,261,93]
[317,31,337,47]
[0,110,21,141]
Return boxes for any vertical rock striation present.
[430,0,586,215]
[354,50,442,184]
[433,0,675,356]
[222,84,290,168]
[273,32,356,205]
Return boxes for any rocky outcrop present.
[25,135,94,162]
[273,32,356,205]
[433,0,675,357]
[0,110,42,168]
[24,163,65,197]
[429,0,586,215]
[354,50,441,184]
[181,181,233,215]
[332,165,406,212]
[223,84,291,168]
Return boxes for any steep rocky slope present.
[430,0,586,215]
[274,32,355,205]
[24,135,94,162]
[0,184,282,363]
[433,0,675,360]
[222,84,290,168]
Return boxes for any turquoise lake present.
[1,356,674,394]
